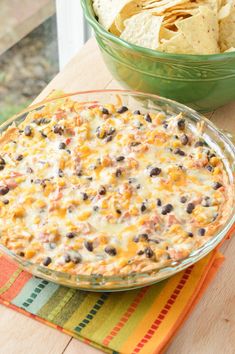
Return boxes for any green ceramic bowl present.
[81,0,235,112]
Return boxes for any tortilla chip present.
[159,27,177,41]
[93,0,232,55]
[93,0,142,31]
[218,1,233,20]
[120,12,163,49]
[202,0,223,13]
[176,5,220,54]
[223,46,235,52]
[143,0,189,13]
[114,14,125,34]
[219,3,235,51]
[157,32,197,54]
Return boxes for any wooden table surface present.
[0,38,234,354]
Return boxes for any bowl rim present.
[1,88,235,289]
[81,0,235,61]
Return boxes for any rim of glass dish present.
[81,0,235,61]
[0,88,235,285]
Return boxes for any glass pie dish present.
[0,90,234,291]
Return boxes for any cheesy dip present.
[0,96,231,276]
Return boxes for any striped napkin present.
[0,248,226,354]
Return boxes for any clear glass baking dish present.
[0,90,234,291]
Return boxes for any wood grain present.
[0,305,70,354]
[63,340,103,354]
[35,39,113,103]
[0,38,234,354]
[166,239,235,354]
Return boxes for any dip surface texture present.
[0,97,230,275]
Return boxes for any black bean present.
[188,232,194,237]
[16,154,23,161]
[149,238,160,244]
[64,254,71,263]
[150,167,161,177]
[177,119,185,130]
[59,142,66,149]
[163,123,168,129]
[0,186,9,195]
[157,198,162,206]
[174,148,186,156]
[140,203,147,213]
[207,165,214,172]
[66,232,77,239]
[24,126,32,136]
[53,125,64,135]
[93,206,99,211]
[84,241,93,252]
[136,184,141,190]
[76,168,83,177]
[202,197,210,207]
[87,176,93,181]
[144,113,152,123]
[36,118,50,125]
[99,186,106,195]
[0,157,6,165]
[137,250,144,255]
[19,251,25,257]
[186,203,195,214]
[128,177,136,184]
[140,234,148,243]
[40,179,48,188]
[105,136,113,142]
[115,168,122,177]
[145,247,154,258]
[49,242,56,249]
[117,106,128,114]
[209,154,216,160]
[213,182,222,190]
[82,192,88,200]
[3,199,9,205]
[194,140,204,147]
[107,127,116,136]
[72,254,82,264]
[130,141,140,147]
[116,156,125,162]
[133,233,149,242]
[43,257,52,266]
[180,134,189,145]
[0,165,5,171]
[180,196,187,203]
[134,110,141,115]
[116,209,122,215]
[101,107,109,115]
[198,228,206,236]
[105,246,117,256]
[40,131,47,138]
[161,204,173,215]
[58,169,64,177]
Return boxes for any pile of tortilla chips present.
[92,0,235,54]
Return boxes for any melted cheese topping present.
[0,97,230,276]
